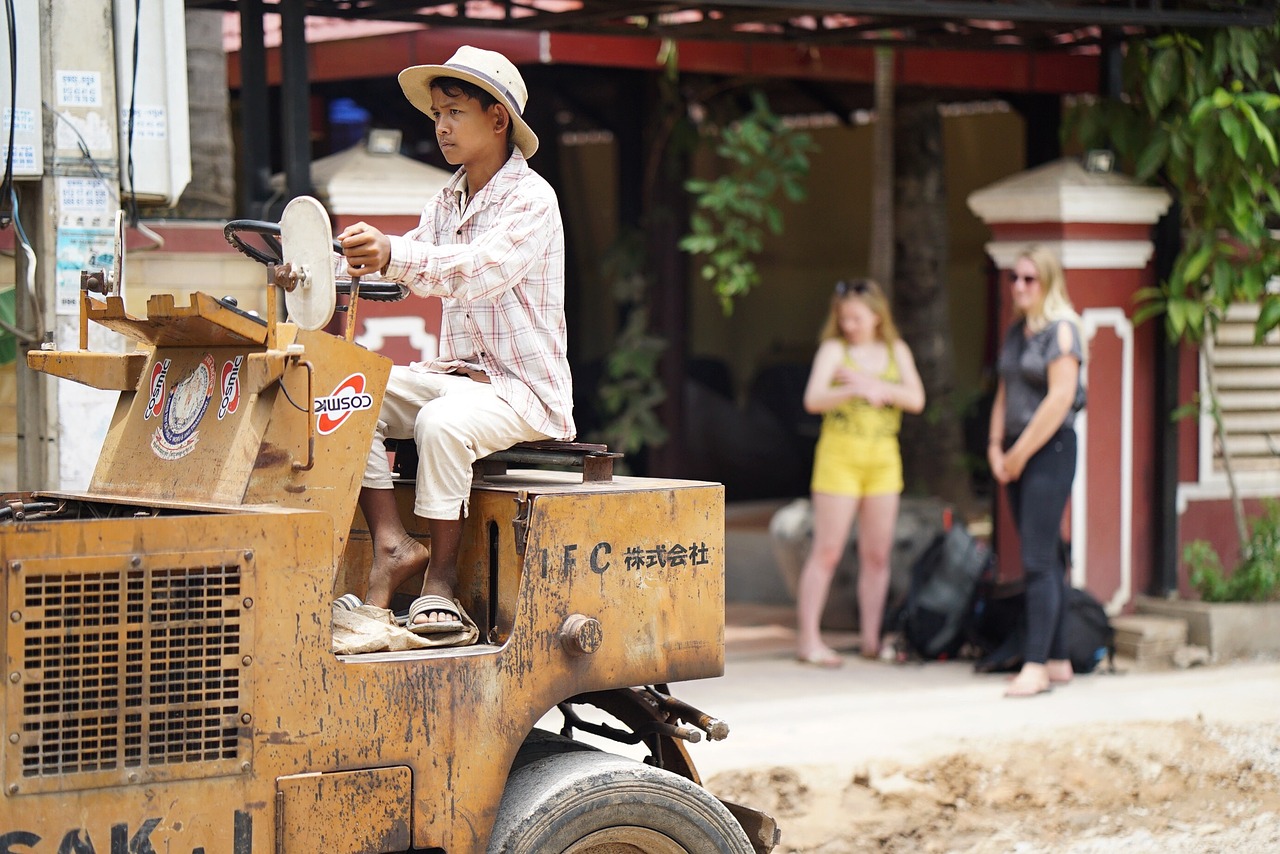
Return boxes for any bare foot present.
[1046,659,1074,685]
[1005,663,1051,698]
[366,534,430,609]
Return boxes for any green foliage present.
[0,288,15,366]
[594,59,814,458]
[1185,499,1280,602]
[590,229,668,466]
[1066,22,1280,344]
[679,91,815,315]
[593,85,813,459]
[595,308,668,461]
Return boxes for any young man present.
[336,46,574,638]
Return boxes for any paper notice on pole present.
[55,227,115,316]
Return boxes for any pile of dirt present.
[707,719,1280,853]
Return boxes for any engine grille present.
[4,552,254,794]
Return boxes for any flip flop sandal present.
[404,594,466,635]
[333,593,363,611]
[795,650,843,669]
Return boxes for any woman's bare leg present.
[796,492,859,663]
[854,492,899,658]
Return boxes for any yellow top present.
[819,345,902,442]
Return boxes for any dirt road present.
[667,614,1280,853]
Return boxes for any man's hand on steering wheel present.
[337,222,391,279]
[222,216,409,302]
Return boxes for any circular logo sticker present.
[152,354,215,460]
[315,372,374,435]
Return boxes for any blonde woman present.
[987,245,1086,697]
[795,279,926,667]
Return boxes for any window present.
[1201,299,1280,483]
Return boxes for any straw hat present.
[398,46,539,158]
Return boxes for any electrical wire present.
[41,102,165,255]
[257,186,285,222]
[113,0,166,252]
[0,183,44,344]
[277,374,310,414]
[134,218,164,250]
[43,102,120,206]
[1,0,17,229]
[125,0,141,227]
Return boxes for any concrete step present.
[1134,596,1280,662]
[1111,614,1188,664]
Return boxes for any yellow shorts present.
[810,434,903,498]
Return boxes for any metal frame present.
[187,1,1275,49]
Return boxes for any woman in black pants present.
[988,245,1086,698]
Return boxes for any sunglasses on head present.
[834,279,871,296]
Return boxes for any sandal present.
[403,594,467,635]
[796,649,843,669]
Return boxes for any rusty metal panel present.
[88,347,280,504]
[276,767,411,853]
[0,454,727,854]
[0,504,332,852]
[369,477,727,852]
[511,481,727,688]
[243,328,392,567]
[3,549,256,796]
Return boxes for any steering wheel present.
[223,219,409,301]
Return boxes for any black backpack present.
[1062,586,1115,674]
[895,522,992,661]
[972,586,1116,674]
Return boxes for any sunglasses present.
[834,280,871,296]
[1008,272,1039,285]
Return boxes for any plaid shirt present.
[382,151,575,440]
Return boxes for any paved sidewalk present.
[671,603,1280,777]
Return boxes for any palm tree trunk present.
[869,47,894,289]
[892,94,976,514]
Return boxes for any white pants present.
[363,367,548,519]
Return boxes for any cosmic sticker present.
[315,372,374,435]
[143,358,170,421]
[219,356,244,419]
[151,354,215,460]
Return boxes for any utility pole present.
[16,0,122,489]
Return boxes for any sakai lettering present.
[0,811,251,854]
